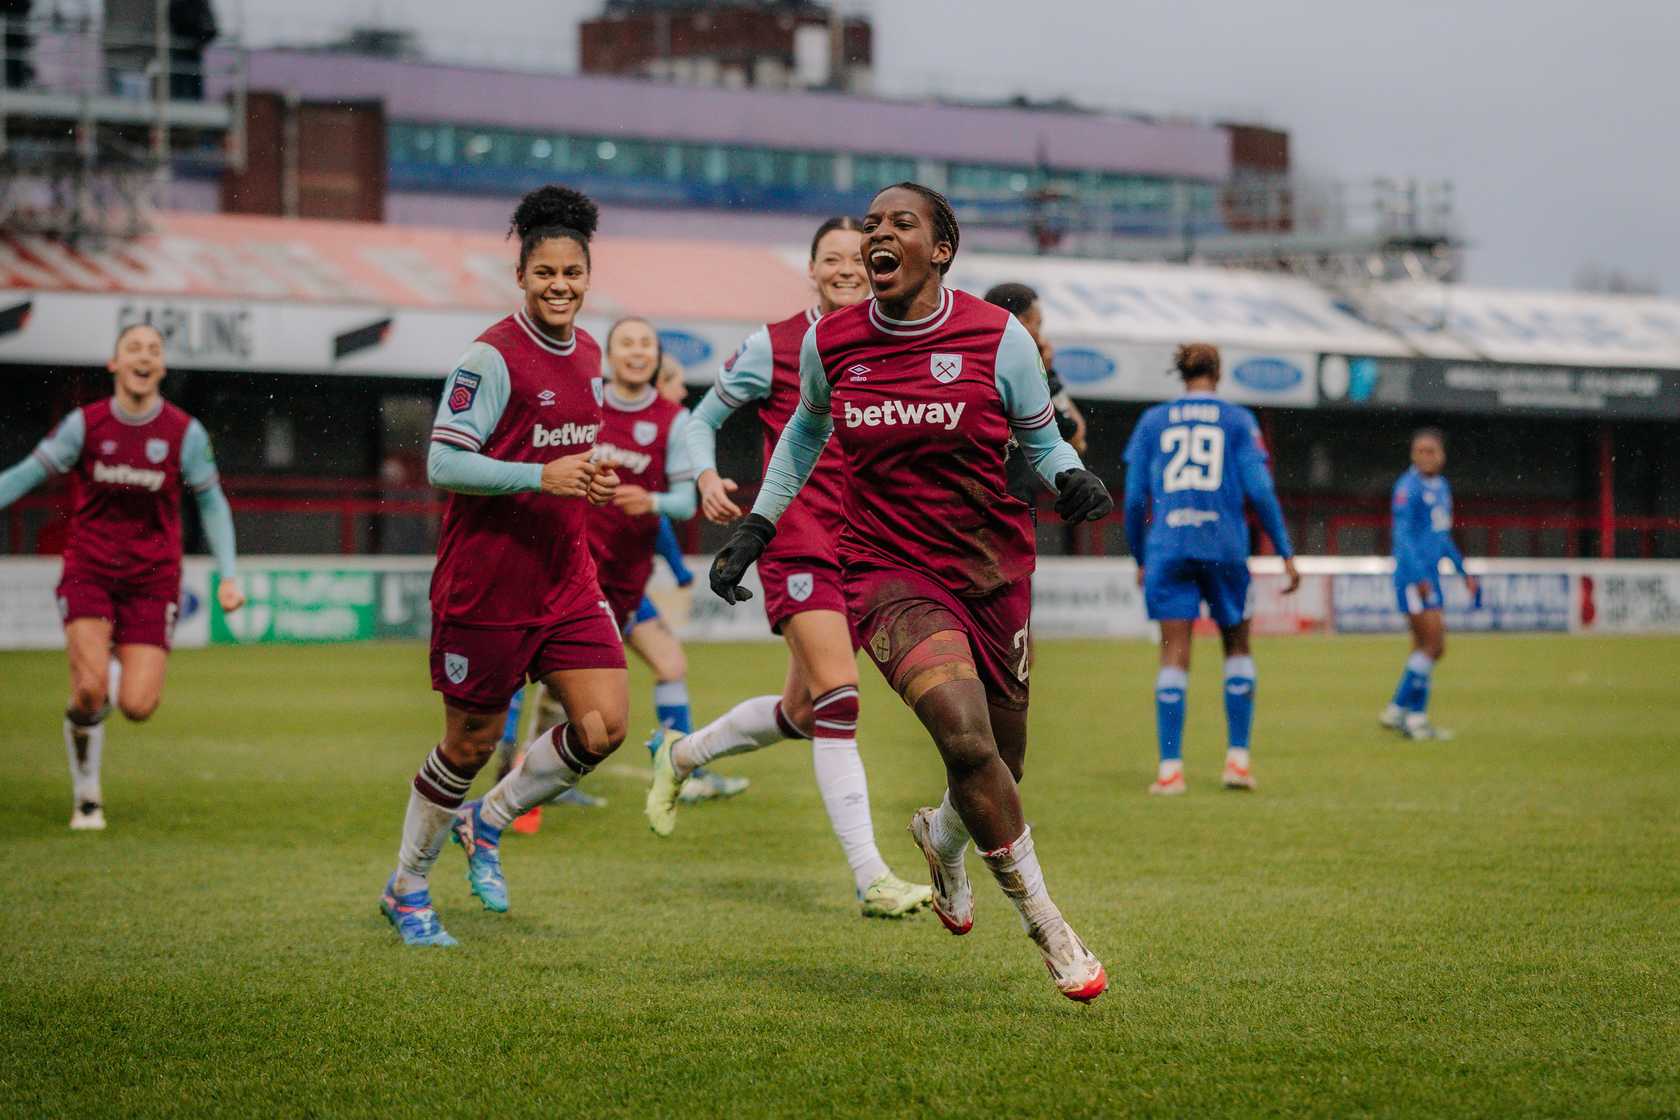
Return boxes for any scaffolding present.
[0,5,245,244]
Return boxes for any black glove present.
[709,513,776,604]
[1054,469,1113,522]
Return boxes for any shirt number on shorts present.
[1012,621,1030,683]
[1161,425,1225,493]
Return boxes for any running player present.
[1122,343,1298,796]
[693,184,1115,1000]
[587,317,745,799]
[652,215,931,920]
[494,350,707,821]
[0,323,243,830]
[381,185,628,947]
[1380,427,1478,741]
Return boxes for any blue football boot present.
[450,799,509,913]
[380,876,457,947]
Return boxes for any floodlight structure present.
[0,4,246,246]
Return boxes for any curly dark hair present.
[509,185,600,270]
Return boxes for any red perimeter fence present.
[5,475,1679,560]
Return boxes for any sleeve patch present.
[447,370,482,414]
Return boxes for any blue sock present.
[1404,652,1435,715]
[1155,667,1188,764]
[653,680,692,755]
[1390,667,1416,711]
[500,687,525,746]
[1223,656,1256,750]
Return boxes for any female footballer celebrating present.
[649,216,931,921]
[692,184,1115,999]
[0,323,243,830]
[379,185,628,947]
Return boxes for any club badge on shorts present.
[930,354,963,384]
[787,572,813,603]
[145,438,169,463]
[444,653,469,684]
[633,420,659,446]
[870,625,891,663]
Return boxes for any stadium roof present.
[0,214,1676,398]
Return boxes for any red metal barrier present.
[6,475,1677,559]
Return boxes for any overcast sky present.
[219,0,1679,293]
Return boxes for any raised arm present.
[994,316,1110,521]
[0,411,84,509]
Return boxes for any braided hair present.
[878,181,960,275]
[509,185,599,270]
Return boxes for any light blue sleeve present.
[192,486,239,579]
[686,326,774,477]
[749,324,832,524]
[180,419,220,492]
[33,410,86,476]
[427,342,542,495]
[1,410,83,508]
[652,410,698,520]
[0,456,49,509]
[994,316,1083,486]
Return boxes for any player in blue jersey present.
[1123,343,1299,795]
[1379,427,1478,741]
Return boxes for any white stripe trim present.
[514,309,578,356]
[32,447,66,475]
[868,289,954,337]
[813,687,860,707]
[431,427,482,451]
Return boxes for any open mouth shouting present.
[868,245,902,291]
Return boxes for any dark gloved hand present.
[708,513,776,604]
[1054,469,1113,522]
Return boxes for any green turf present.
[0,635,1676,1118]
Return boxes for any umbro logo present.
[538,389,557,407]
[846,364,871,381]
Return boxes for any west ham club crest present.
[145,438,169,464]
[930,354,962,384]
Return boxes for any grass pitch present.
[0,635,1676,1118]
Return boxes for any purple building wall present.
[216,49,1230,181]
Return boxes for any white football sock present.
[1158,758,1184,781]
[393,787,456,895]
[811,737,889,891]
[480,724,590,830]
[673,695,786,777]
[980,825,1064,933]
[1226,747,1251,769]
[927,790,971,868]
[63,716,104,807]
[106,658,122,716]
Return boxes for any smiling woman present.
[377,183,636,949]
[0,322,245,832]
